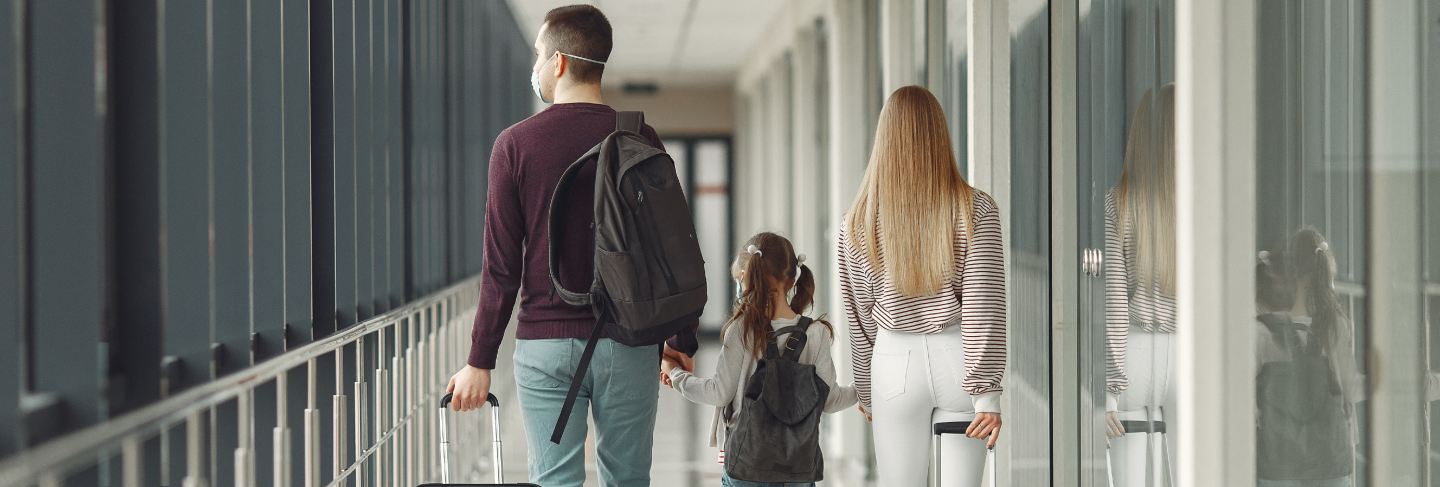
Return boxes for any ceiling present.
[507,0,786,89]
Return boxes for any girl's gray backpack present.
[546,111,708,444]
[725,317,829,483]
[1255,313,1352,480]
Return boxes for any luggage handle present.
[932,420,997,487]
[437,392,504,484]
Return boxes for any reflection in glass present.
[1254,229,1363,486]
[1104,85,1177,487]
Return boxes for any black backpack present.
[725,317,829,483]
[1255,313,1353,480]
[546,111,707,443]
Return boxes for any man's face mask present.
[530,50,607,104]
[530,51,557,104]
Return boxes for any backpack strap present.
[546,145,605,306]
[616,111,644,134]
[550,319,607,444]
[767,317,814,361]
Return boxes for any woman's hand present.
[857,403,872,422]
[966,412,1001,448]
[1106,411,1126,438]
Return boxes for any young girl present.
[660,232,857,487]
[1253,229,1363,487]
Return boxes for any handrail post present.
[333,347,348,486]
[236,390,253,487]
[303,359,320,487]
[274,367,291,487]
[122,435,143,487]
[182,411,208,487]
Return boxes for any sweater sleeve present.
[468,130,523,369]
[837,223,878,409]
[1103,191,1130,409]
[669,330,745,407]
[960,193,1007,413]
[814,328,860,413]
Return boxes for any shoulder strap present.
[768,317,814,361]
[616,111,644,134]
[546,153,598,306]
[550,319,607,444]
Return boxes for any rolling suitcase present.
[419,392,539,487]
[931,421,996,487]
[1106,413,1173,487]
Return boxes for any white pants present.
[871,326,988,486]
[1110,326,1177,487]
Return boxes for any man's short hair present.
[542,5,612,84]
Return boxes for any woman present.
[838,85,1007,485]
[1104,85,1179,486]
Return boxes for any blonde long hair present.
[845,86,975,297]
[1115,84,1177,295]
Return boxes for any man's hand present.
[446,365,492,412]
[966,412,1002,449]
[661,343,694,373]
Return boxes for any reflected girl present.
[1104,85,1178,486]
[1254,228,1363,487]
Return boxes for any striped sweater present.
[838,190,1008,412]
[1103,189,1178,402]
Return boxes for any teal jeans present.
[513,338,660,487]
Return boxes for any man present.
[446,5,697,486]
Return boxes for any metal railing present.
[0,276,488,487]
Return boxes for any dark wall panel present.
[160,0,214,391]
[310,0,336,340]
[30,0,105,439]
[2,0,537,478]
[0,0,19,457]
[111,0,163,420]
[333,0,356,329]
[251,0,286,359]
[356,0,375,321]
[284,0,313,341]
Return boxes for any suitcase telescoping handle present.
[932,421,996,487]
[438,392,503,484]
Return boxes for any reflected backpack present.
[725,317,828,483]
[546,111,708,443]
[1255,313,1353,480]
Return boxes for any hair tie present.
[796,254,807,265]
[1258,250,1272,266]
[1315,242,1329,255]
[746,244,763,257]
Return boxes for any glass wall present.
[1252,2,1372,484]
[1073,0,1177,485]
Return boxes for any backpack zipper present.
[631,178,678,293]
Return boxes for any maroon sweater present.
[468,103,699,369]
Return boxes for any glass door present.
[1075,0,1176,485]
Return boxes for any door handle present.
[1081,248,1104,277]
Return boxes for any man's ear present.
[552,54,567,80]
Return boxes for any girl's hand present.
[966,412,1002,448]
[659,358,678,388]
[857,403,872,422]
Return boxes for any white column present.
[1367,0,1427,484]
[825,0,878,481]
[1174,0,1256,485]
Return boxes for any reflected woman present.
[1104,85,1178,486]
[838,85,1008,486]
